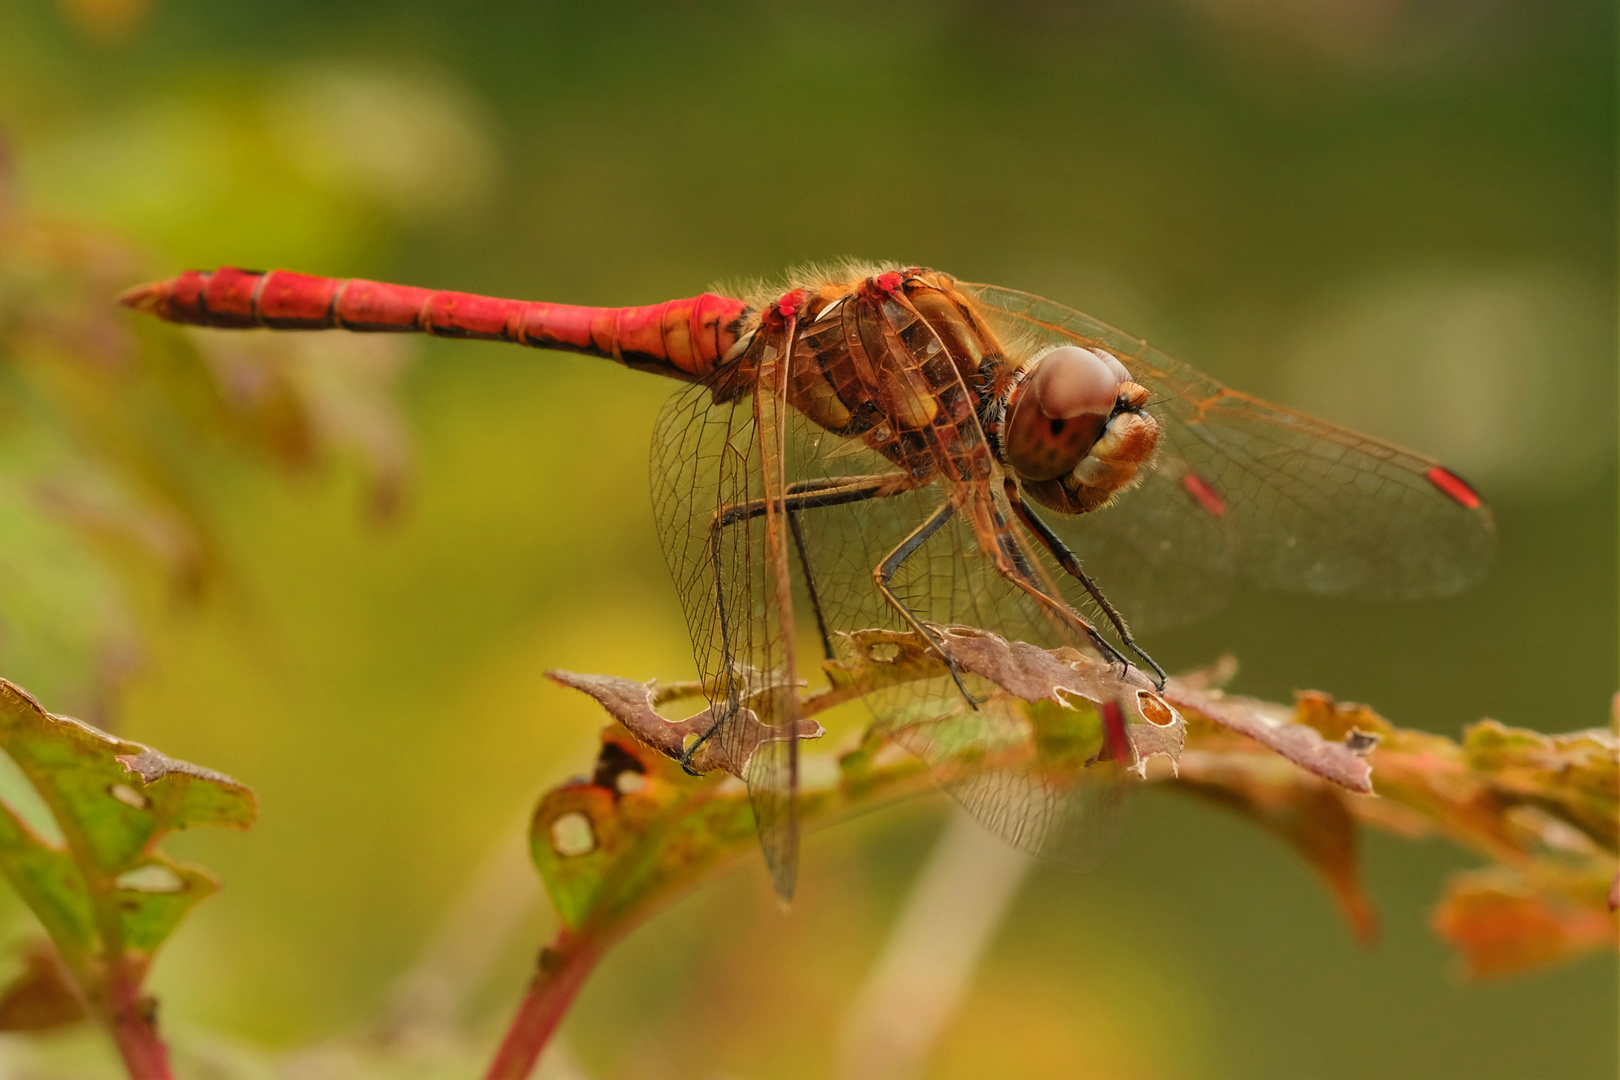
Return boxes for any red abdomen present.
[120,267,757,382]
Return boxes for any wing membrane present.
[962,282,1497,629]
[652,365,806,897]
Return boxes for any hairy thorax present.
[730,266,1159,516]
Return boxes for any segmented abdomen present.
[119,267,757,382]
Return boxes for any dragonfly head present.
[1002,346,1159,515]
[1003,346,1130,481]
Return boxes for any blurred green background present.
[0,1,1615,1077]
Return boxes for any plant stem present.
[103,962,173,1080]
[483,928,604,1080]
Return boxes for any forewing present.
[961,282,1497,628]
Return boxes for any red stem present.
[103,962,173,1080]
[483,929,604,1080]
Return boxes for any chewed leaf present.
[0,679,254,991]
[1166,687,1374,794]
[530,730,757,931]
[543,671,822,779]
[531,708,932,937]
[540,630,1617,986]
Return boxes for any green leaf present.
[0,678,254,998]
[529,727,753,932]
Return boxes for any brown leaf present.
[1165,686,1374,794]
[543,671,823,778]
[0,943,86,1032]
[924,625,1186,772]
[555,625,1191,783]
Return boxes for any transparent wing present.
[651,363,803,896]
[961,282,1497,630]
[651,366,769,708]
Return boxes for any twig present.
[104,960,173,1080]
[483,929,605,1080]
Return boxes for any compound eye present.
[1094,349,1130,384]
[1004,346,1121,481]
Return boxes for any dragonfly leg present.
[786,509,834,661]
[987,501,1127,671]
[873,501,984,708]
[680,472,916,774]
[1001,480,1167,688]
[970,495,1137,679]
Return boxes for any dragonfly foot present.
[677,742,705,777]
[1127,645,1169,691]
[678,708,729,776]
[943,655,986,710]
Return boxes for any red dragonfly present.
[120,264,1494,897]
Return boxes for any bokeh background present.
[0,1,1615,1077]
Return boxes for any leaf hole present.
[549,811,597,857]
[1136,691,1177,727]
[868,642,901,663]
[109,783,151,810]
[592,741,646,795]
[115,864,185,893]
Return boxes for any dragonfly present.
[119,263,1495,898]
